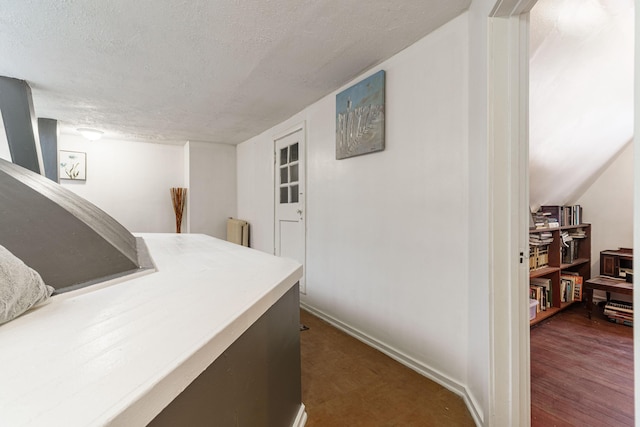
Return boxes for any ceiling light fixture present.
[77,128,104,141]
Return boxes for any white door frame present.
[273,122,307,293]
[487,1,536,425]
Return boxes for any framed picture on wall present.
[335,70,385,160]
[59,150,86,181]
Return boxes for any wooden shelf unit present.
[529,224,591,326]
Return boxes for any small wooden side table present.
[584,276,633,319]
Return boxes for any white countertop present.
[0,234,302,427]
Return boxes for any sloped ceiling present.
[529,0,634,209]
[0,0,469,144]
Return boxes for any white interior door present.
[274,127,306,293]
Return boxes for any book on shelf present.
[574,278,582,301]
[529,232,552,270]
[530,277,552,308]
[560,278,572,303]
[529,246,536,270]
[572,205,582,225]
[529,232,553,245]
[540,205,583,227]
[532,211,551,229]
[562,240,577,264]
[569,228,587,239]
[560,272,583,302]
[529,285,546,312]
[559,227,587,264]
[539,206,561,227]
[530,286,540,312]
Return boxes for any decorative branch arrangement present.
[170,187,187,233]
[63,162,81,179]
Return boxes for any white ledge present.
[0,234,302,427]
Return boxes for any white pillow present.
[0,245,54,325]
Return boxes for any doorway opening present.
[489,1,637,425]
[528,0,635,425]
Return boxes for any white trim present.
[292,403,307,427]
[487,1,536,425]
[491,0,537,17]
[273,122,305,143]
[301,302,482,427]
[516,12,533,427]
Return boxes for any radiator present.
[226,218,250,247]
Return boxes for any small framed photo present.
[59,150,86,181]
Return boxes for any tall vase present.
[170,187,187,233]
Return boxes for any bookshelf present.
[529,224,591,326]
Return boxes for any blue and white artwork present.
[336,70,385,160]
[59,150,86,181]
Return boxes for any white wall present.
[574,141,633,300]
[185,141,237,239]
[466,0,494,421]
[238,12,472,403]
[237,136,274,252]
[58,134,185,233]
[575,141,634,274]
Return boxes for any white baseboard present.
[300,302,483,426]
[292,403,307,427]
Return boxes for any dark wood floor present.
[530,303,634,427]
[300,309,475,426]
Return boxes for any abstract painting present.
[59,150,86,181]
[336,70,385,160]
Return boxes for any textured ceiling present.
[529,0,634,208]
[0,0,469,144]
